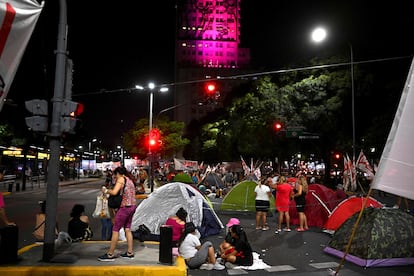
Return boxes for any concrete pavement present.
[2,241,186,276]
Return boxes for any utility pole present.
[43,0,67,261]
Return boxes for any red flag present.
[240,156,250,176]
[356,150,374,177]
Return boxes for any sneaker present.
[120,252,134,259]
[98,253,115,262]
[216,257,224,264]
[275,229,281,234]
[262,226,269,231]
[296,228,305,232]
[283,228,291,232]
[213,262,225,270]
[225,262,236,269]
[200,263,214,270]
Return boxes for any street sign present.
[286,126,304,138]
[299,135,320,139]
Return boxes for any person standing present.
[274,176,293,233]
[292,175,309,231]
[98,166,137,261]
[254,179,272,230]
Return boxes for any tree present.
[123,116,189,159]
[197,65,351,166]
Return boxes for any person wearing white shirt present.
[254,179,272,230]
[178,222,224,270]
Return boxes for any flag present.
[356,150,374,177]
[240,156,250,176]
[348,154,357,191]
[0,0,44,111]
[343,155,350,191]
[253,162,263,181]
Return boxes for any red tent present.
[289,184,346,228]
[323,195,383,231]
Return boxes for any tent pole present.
[332,186,374,275]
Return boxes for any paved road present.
[2,180,414,275]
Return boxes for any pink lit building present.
[174,0,251,126]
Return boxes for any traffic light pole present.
[43,0,67,262]
[148,91,154,192]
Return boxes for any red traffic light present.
[147,128,162,151]
[204,82,217,96]
[274,122,283,131]
[334,153,341,160]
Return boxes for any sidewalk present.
[1,240,186,276]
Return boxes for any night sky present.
[2,0,413,147]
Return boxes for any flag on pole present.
[253,161,263,181]
[356,150,374,177]
[343,155,350,191]
[348,154,357,191]
[0,0,44,111]
[240,156,250,176]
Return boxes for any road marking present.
[265,265,296,272]
[309,262,340,269]
[227,268,248,275]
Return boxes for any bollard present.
[159,225,172,264]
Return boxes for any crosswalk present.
[5,185,102,197]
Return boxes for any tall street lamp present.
[311,27,356,160]
[135,83,168,192]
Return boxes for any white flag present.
[0,0,44,111]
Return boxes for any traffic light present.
[274,121,283,132]
[334,152,341,160]
[25,99,48,132]
[204,82,219,97]
[147,128,162,152]
[60,100,84,133]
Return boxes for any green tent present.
[219,180,275,212]
[324,208,414,267]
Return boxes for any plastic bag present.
[92,194,110,218]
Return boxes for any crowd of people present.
[2,164,411,270]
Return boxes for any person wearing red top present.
[165,207,187,247]
[274,176,293,233]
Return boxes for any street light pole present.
[311,27,356,160]
[136,83,168,193]
[349,43,356,161]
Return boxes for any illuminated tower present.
[174,0,250,126]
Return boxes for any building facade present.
[174,0,251,126]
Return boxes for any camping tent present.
[324,195,383,232]
[324,208,414,267]
[219,180,275,212]
[130,182,223,238]
[199,171,225,189]
[289,184,346,228]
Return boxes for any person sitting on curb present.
[220,224,253,268]
[68,204,93,242]
[178,222,225,270]
[165,207,187,247]
[218,217,240,257]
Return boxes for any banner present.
[173,158,198,171]
[0,0,44,111]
